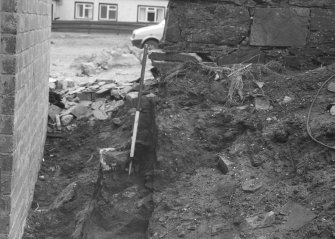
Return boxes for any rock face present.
[163,0,335,67]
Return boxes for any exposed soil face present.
[148,63,335,239]
[24,99,156,239]
[24,33,335,239]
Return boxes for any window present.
[99,4,117,21]
[138,6,165,23]
[75,2,93,19]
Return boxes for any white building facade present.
[52,0,169,23]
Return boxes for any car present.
[130,20,165,49]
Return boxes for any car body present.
[130,20,165,49]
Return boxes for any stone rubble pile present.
[48,74,158,132]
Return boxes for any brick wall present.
[0,0,51,238]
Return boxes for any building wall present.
[0,0,50,238]
[53,0,168,22]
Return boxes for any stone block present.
[250,8,309,47]
[217,48,265,65]
[311,9,335,32]
[289,0,335,8]
[309,32,335,47]
[309,9,335,48]
[151,61,183,75]
[149,51,200,63]
[164,1,250,51]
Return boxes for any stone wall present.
[163,0,335,68]
[0,0,50,238]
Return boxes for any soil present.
[23,33,335,239]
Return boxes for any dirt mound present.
[149,63,335,238]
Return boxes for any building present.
[51,0,169,32]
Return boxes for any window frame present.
[74,2,94,20]
[137,5,165,23]
[98,3,118,21]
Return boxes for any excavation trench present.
[23,97,157,239]
[79,98,157,239]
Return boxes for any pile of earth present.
[23,60,335,239]
[148,62,335,239]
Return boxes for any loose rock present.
[282,96,293,104]
[328,82,335,92]
[49,104,63,122]
[81,62,96,76]
[246,211,275,229]
[71,104,92,120]
[100,148,129,171]
[50,182,77,210]
[112,117,122,126]
[330,105,335,116]
[93,109,108,120]
[217,153,234,174]
[242,178,263,192]
[61,114,74,126]
[255,97,271,110]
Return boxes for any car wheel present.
[143,40,159,50]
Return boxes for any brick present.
[0,96,14,115]
[0,116,13,135]
[0,35,17,54]
[1,0,18,13]
[0,135,13,154]
[0,75,15,96]
[1,56,16,74]
[0,154,13,172]
[0,13,17,34]
[0,215,9,232]
[0,1,51,237]
[0,196,10,213]
[0,171,12,195]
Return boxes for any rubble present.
[47,62,157,131]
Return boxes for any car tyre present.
[143,39,159,50]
